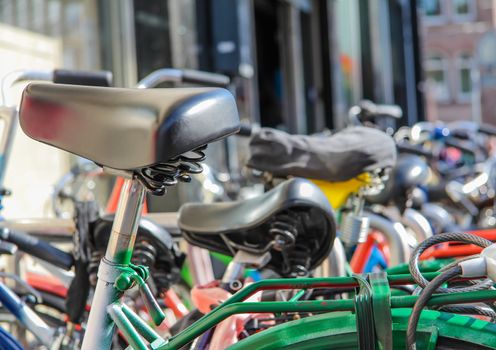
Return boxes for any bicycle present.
[0,69,192,348]
[16,79,496,349]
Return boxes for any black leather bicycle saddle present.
[179,178,336,276]
[247,126,397,182]
[19,83,240,170]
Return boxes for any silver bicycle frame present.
[81,177,145,350]
[318,238,347,277]
[0,67,228,348]
[0,107,17,187]
[366,212,411,266]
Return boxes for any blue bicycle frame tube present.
[0,282,54,346]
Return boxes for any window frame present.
[455,52,473,102]
[424,53,451,103]
[452,0,476,23]
[421,0,447,26]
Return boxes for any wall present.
[420,0,494,123]
[0,23,70,218]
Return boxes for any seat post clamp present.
[97,257,129,284]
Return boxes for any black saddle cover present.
[247,126,397,182]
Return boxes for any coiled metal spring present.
[88,250,103,286]
[270,212,311,277]
[287,241,311,277]
[89,240,177,293]
[137,145,207,195]
[133,241,157,267]
[270,213,299,251]
[132,240,176,293]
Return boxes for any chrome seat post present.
[82,177,146,350]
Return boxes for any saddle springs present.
[137,145,208,195]
[269,211,313,277]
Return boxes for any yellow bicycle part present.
[311,173,371,209]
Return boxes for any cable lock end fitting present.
[459,257,486,278]
[459,243,496,281]
[482,244,496,281]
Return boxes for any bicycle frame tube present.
[402,208,433,243]
[81,178,145,350]
[0,107,17,188]
[365,212,410,266]
[0,282,54,346]
[318,238,347,277]
[187,244,215,285]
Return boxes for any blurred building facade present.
[0,0,427,130]
[0,0,427,213]
[420,0,496,124]
[0,0,102,218]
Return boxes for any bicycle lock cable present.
[407,232,496,350]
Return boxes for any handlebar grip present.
[396,143,433,158]
[238,123,253,137]
[0,229,74,270]
[181,69,230,87]
[53,69,113,87]
[449,129,470,140]
[479,123,496,136]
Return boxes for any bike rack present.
[110,272,496,349]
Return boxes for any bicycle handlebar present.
[137,68,230,89]
[1,69,113,106]
[0,229,74,270]
[1,70,53,105]
[359,100,403,119]
[2,68,228,104]
[396,142,433,159]
[182,69,230,87]
[479,123,496,137]
[53,69,113,87]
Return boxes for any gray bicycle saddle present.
[19,83,240,170]
[179,178,336,275]
[247,126,397,182]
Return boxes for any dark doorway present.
[254,0,283,128]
